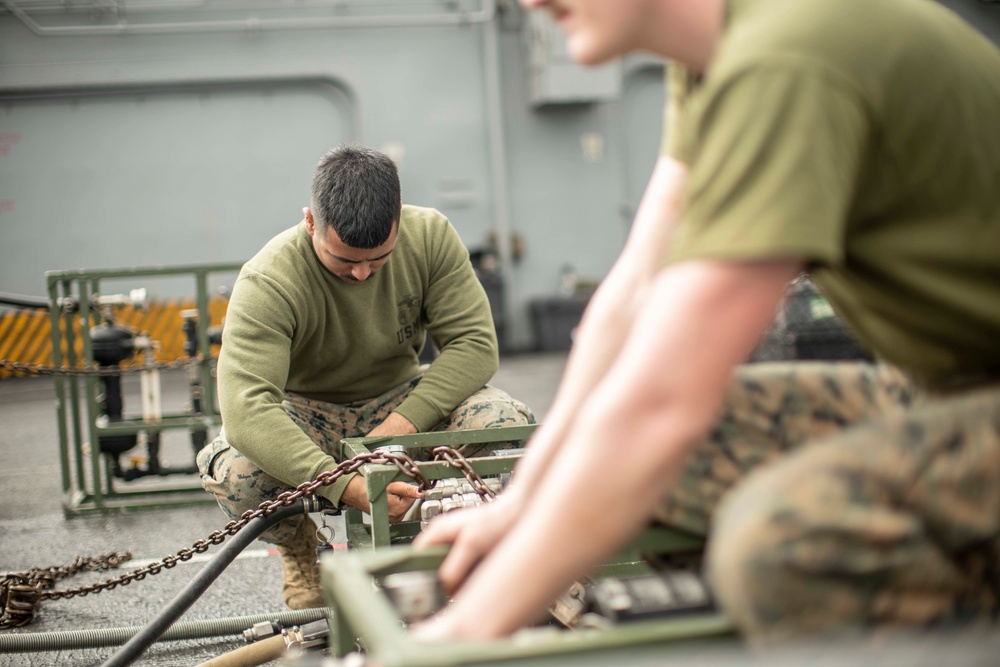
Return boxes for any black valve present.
[90,322,137,367]
[181,313,223,358]
[90,322,139,458]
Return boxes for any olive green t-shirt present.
[665,0,1000,388]
[217,205,498,505]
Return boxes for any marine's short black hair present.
[310,144,401,248]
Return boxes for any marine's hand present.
[386,481,423,522]
[411,607,471,643]
[412,490,522,594]
[341,475,423,523]
[367,412,418,438]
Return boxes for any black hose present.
[0,291,49,309]
[100,501,310,667]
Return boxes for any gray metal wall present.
[2,0,995,350]
[940,0,1000,44]
[0,0,664,350]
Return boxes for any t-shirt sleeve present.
[668,65,868,265]
[661,62,699,161]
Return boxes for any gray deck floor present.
[4,353,1000,667]
[0,353,567,667]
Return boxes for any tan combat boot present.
[276,518,325,609]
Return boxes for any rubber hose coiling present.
[0,608,328,653]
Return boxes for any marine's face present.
[520,0,649,65]
[305,210,397,285]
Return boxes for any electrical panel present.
[524,11,622,106]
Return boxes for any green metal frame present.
[322,528,734,667]
[338,425,537,549]
[46,262,243,515]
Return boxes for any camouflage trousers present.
[197,374,534,545]
[652,361,1000,646]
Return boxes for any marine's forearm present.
[394,334,498,431]
[428,259,800,639]
[222,400,358,506]
[506,157,689,496]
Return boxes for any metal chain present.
[10,552,134,590]
[0,552,133,630]
[0,449,436,630]
[431,446,497,502]
[0,357,199,377]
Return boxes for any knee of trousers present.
[706,490,771,612]
[199,440,304,543]
[448,388,536,430]
[705,464,822,637]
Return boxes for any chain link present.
[0,357,200,378]
[0,448,446,630]
[0,446,494,630]
[432,446,497,502]
[1,552,133,629]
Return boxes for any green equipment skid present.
[322,528,734,667]
[47,263,241,515]
[337,424,537,549]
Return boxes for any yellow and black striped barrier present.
[0,297,230,380]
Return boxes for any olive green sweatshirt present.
[217,205,498,505]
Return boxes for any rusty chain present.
[0,357,200,378]
[431,446,497,502]
[0,552,133,630]
[0,445,498,630]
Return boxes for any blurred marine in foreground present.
[415,0,1000,646]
